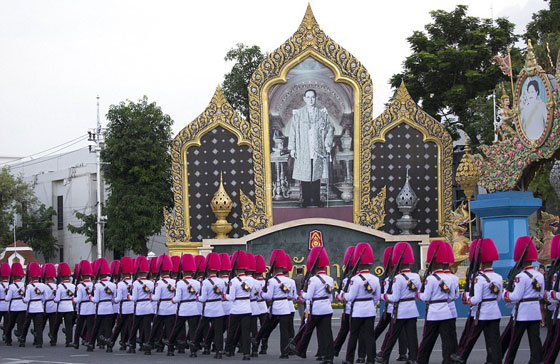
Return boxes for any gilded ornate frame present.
[246,5,376,229]
[164,86,251,243]
[371,82,454,237]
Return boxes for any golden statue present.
[536,211,559,266]
[210,172,233,239]
[448,203,471,273]
[496,83,515,140]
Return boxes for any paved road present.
[0,313,543,363]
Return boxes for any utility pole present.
[88,95,105,259]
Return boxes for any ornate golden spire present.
[525,39,539,72]
[210,172,233,239]
[456,138,479,241]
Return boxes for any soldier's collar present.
[523,266,534,271]
[101,278,109,281]
[139,278,147,280]
[1,280,8,282]
[82,279,91,282]
[162,275,170,279]
[238,273,246,277]
[443,270,451,273]
[31,279,40,283]
[433,269,444,273]
[209,274,217,278]
[483,268,494,273]
[221,275,229,278]
[400,269,411,273]
[317,270,326,275]
[63,280,70,283]
[275,273,284,277]
[184,275,192,279]
[257,277,264,280]
[14,279,22,282]
[359,270,369,274]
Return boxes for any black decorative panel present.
[371,123,438,235]
[187,127,254,241]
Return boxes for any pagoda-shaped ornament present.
[210,172,233,239]
[396,166,419,234]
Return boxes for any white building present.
[7,147,168,266]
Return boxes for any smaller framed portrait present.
[515,71,554,146]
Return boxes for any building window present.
[59,247,64,263]
[57,196,63,230]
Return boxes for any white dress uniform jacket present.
[91,279,116,315]
[464,269,503,320]
[44,282,57,313]
[23,282,46,313]
[198,275,226,318]
[115,279,134,315]
[383,269,420,319]
[54,282,76,312]
[382,277,394,314]
[301,272,334,315]
[5,281,26,311]
[445,270,460,318]
[254,278,268,314]
[337,277,352,314]
[172,277,201,316]
[260,273,293,315]
[503,267,545,321]
[340,270,380,318]
[75,281,95,315]
[0,281,9,312]
[130,278,154,315]
[221,275,232,316]
[225,274,254,315]
[248,275,260,316]
[152,277,177,316]
[417,270,458,321]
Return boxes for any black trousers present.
[500,317,513,358]
[417,319,458,364]
[257,314,292,355]
[193,315,211,349]
[456,319,500,364]
[110,313,132,345]
[129,314,153,348]
[169,315,199,345]
[89,314,113,348]
[545,318,560,364]
[333,313,367,358]
[148,314,175,346]
[43,312,56,342]
[22,312,44,345]
[295,313,333,360]
[379,318,417,361]
[0,311,8,338]
[345,316,375,363]
[74,314,94,346]
[503,320,542,364]
[301,180,321,206]
[226,313,251,354]
[52,312,74,344]
[5,310,25,344]
[458,314,474,348]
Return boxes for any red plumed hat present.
[136,256,150,273]
[181,254,196,272]
[551,235,560,260]
[57,262,71,277]
[426,240,447,264]
[110,260,120,276]
[43,263,56,278]
[149,257,159,274]
[233,251,248,270]
[307,246,329,269]
[29,262,41,277]
[443,241,454,264]
[80,260,93,276]
[220,253,231,271]
[92,259,100,276]
[469,239,480,261]
[352,243,374,266]
[120,257,134,274]
[74,263,80,276]
[98,258,110,275]
[194,255,206,272]
[171,256,180,273]
[158,255,173,272]
[11,262,24,277]
[247,253,256,272]
[206,252,222,271]
[514,236,538,262]
[479,238,499,262]
[383,246,393,267]
[255,255,266,274]
[0,263,10,277]
[392,242,415,265]
[283,253,292,273]
[344,246,355,267]
[270,249,287,269]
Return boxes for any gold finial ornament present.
[525,39,539,73]
[456,139,479,242]
[210,172,233,239]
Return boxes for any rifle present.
[302,247,323,293]
[546,258,560,291]
[262,254,278,293]
[506,243,530,292]
[343,249,364,294]
[469,242,483,296]
[420,245,439,293]
[337,257,352,293]
[387,250,405,295]
[226,253,239,295]
[465,242,477,294]
[176,254,184,281]
[380,250,393,294]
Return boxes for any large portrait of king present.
[268,57,354,210]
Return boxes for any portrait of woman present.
[520,77,547,140]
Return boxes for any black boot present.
[259,338,268,355]
[243,354,251,360]
[214,351,223,359]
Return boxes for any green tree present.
[16,204,57,261]
[390,5,518,146]
[67,211,98,245]
[0,167,36,247]
[526,0,560,71]
[101,96,173,255]
[222,43,266,120]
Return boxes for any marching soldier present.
[52,262,75,347]
[21,262,46,348]
[252,255,268,355]
[88,258,116,352]
[416,240,459,364]
[193,252,226,358]
[4,262,25,346]
[42,263,57,346]
[1,263,11,343]
[149,255,177,355]
[129,256,154,354]
[544,235,560,364]
[451,238,502,364]
[502,236,545,364]
[294,246,335,364]
[337,242,380,364]
[224,250,254,359]
[73,260,94,349]
[457,239,479,351]
[245,253,261,357]
[333,246,355,358]
[108,256,134,351]
[377,241,420,364]
[443,242,460,354]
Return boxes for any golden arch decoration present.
[164,86,251,244]
[245,4,375,229]
[370,82,454,237]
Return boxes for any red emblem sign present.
[309,230,323,250]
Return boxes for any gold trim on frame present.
[247,4,374,226]
[370,82,454,237]
[165,86,252,244]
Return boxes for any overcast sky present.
[0,0,547,161]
